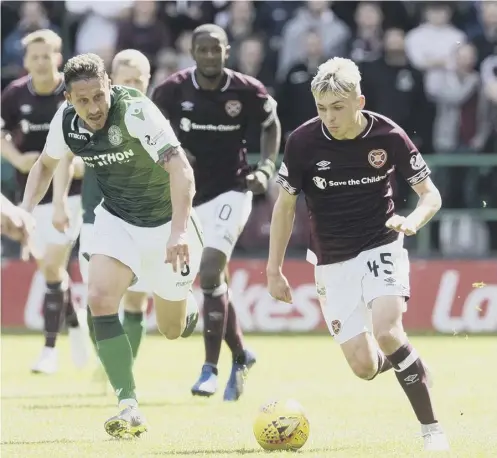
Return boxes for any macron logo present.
[68,132,87,141]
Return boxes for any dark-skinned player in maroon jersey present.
[1,30,88,374]
[267,57,449,451]
[152,24,281,401]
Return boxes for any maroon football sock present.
[43,282,65,348]
[202,291,229,366]
[387,342,437,425]
[224,300,245,363]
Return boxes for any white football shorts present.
[31,195,83,257]
[194,190,252,259]
[82,205,203,301]
[315,237,410,344]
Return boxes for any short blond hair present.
[112,49,150,76]
[22,29,62,53]
[311,57,362,98]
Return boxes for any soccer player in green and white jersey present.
[20,53,204,438]
[77,50,199,391]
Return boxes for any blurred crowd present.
[1,0,497,256]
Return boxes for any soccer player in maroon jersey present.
[267,57,449,451]
[1,30,88,374]
[152,24,281,401]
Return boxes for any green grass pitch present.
[1,334,495,457]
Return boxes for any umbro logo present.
[316,160,331,171]
[181,101,194,111]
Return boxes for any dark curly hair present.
[64,53,106,91]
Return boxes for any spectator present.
[471,1,497,67]
[277,30,327,138]
[277,1,350,81]
[175,30,196,71]
[215,0,260,67]
[233,35,276,93]
[361,28,426,147]
[2,1,59,81]
[65,0,133,67]
[233,35,277,154]
[350,2,384,64]
[425,43,483,153]
[116,0,172,72]
[149,49,180,95]
[405,2,466,72]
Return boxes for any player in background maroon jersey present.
[1,30,88,374]
[267,57,449,451]
[152,24,281,401]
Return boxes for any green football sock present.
[123,311,146,359]
[87,306,97,353]
[93,314,136,402]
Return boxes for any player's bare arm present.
[0,130,40,173]
[387,177,442,236]
[266,187,298,303]
[52,151,76,233]
[247,104,281,195]
[0,193,35,243]
[158,145,196,272]
[20,149,62,213]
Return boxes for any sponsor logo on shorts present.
[316,285,326,296]
[331,319,341,335]
[385,276,396,285]
[368,149,388,169]
[175,279,192,287]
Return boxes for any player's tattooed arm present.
[159,145,195,234]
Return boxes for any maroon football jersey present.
[1,75,81,204]
[276,111,431,265]
[151,67,276,206]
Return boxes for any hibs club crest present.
[108,125,123,146]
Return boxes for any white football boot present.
[31,347,58,374]
[422,423,450,451]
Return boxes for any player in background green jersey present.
[20,53,204,438]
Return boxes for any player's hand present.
[16,152,40,173]
[166,230,190,273]
[0,206,34,243]
[385,214,417,236]
[52,203,70,234]
[246,170,268,195]
[267,271,293,304]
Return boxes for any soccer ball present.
[253,399,310,451]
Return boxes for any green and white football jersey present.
[45,86,179,227]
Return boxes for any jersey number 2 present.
[367,253,393,277]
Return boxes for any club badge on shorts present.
[225,100,242,117]
[331,319,342,335]
[368,149,387,168]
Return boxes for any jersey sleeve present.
[44,102,72,159]
[1,84,20,133]
[275,131,303,195]
[246,77,277,128]
[124,98,180,162]
[392,128,431,186]
[150,79,176,118]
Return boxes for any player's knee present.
[123,292,148,313]
[87,289,119,316]
[199,265,224,291]
[157,321,183,340]
[349,357,378,380]
[41,262,66,283]
[374,326,405,354]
